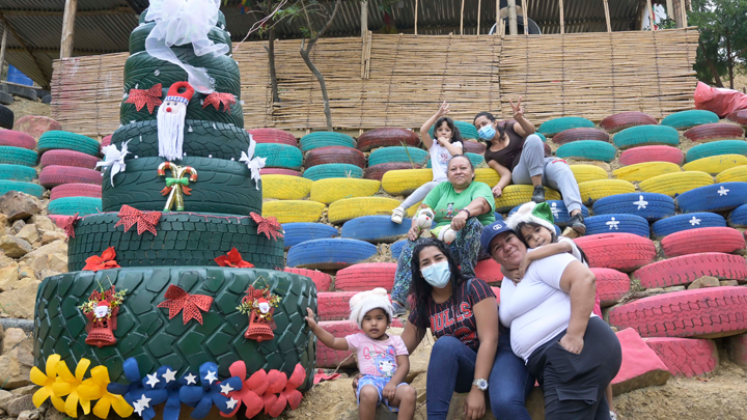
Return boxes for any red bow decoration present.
[160,185,192,196]
[221,362,306,419]
[114,205,161,236]
[125,83,163,114]
[58,213,79,239]
[214,248,255,268]
[250,212,283,241]
[82,247,121,272]
[157,285,213,325]
[202,92,236,112]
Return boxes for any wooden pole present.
[496,0,500,32]
[522,0,528,35]
[679,0,688,27]
[361,0,368,37]
[0,30,6,82]
[559,0,565,34]
[60,0,78,58]
[507,0,518,35]
[476,0,481,35]
[603,0,612,32]
[460,0,465,35]
[666,0,674,17]
[414,0,418,35]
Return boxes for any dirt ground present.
[7,97,51,122]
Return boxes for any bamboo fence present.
[51,28,698,137]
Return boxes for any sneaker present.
[609,412,618,420]
[392,301,407,317]
[531,186,545,203]
[391,207,406,224]
[568,213,586,235]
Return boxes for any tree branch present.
[305,0,342,52]
[699,37,724,88]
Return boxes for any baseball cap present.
[480,221,515,254]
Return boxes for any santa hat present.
[505,201,555,233]
[164,81,194,105]
[348,288,394,328]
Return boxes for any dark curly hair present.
[433,116,464,145]
[473,111,506,143]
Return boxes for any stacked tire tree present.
[0,130,43,198]
[33,10,318,418]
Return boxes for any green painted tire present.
[368,146,429,167]
[538,117,595,137]
[68,212,284,271]
[302,164,363,181]
[686,140,747,162]
[48,197,102,216]
[0,164,36,181]
[139,8,227,29]
[38,131,100,156]
[299,132,356,152]
[129,23,232,55]
[101,156,262,215]
[428,120,479,140]
[0,180,43,198]
[661,110,719,130]
[33,267,316,390]
[255,143,303,170]
[612,125,680,150]
[111,120,251,160]
[0,146,38,167]
[556,141,617,162]
[120,87,243,128]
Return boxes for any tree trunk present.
[699,38,724,88]
[726,35,734,90]
[267,1,280,103]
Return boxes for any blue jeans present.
[490,326,535,420]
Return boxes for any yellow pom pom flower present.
[29,354,66,412]
[78,365,134,419]
[52,358,93,417]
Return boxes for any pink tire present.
[39,165,102,188]
[0,130,36,149]
[50,183,102,201]
[40,149,99,169]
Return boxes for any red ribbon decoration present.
[114,205,161,236]
[157,285,213,325]
[250,212,283,241]
[214,248,255,268]
[124,83,163,114]
[58,212,79,239]
[82,247,121,272]
[202,92,236,113]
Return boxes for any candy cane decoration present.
[158,162,198,211]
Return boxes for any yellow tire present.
[578,179,636,203]
[263,200,326,224]
[474,168,500,187]
[309,178,381,204]
[570,165,608,184]
[716,165,747,183]
[682,154,747,175]
[495,185,561,212]
[381,169,432,195]
[612,162,681,182]
[328,197,407,225]
[639,171,714,197]
[261,175,313,200]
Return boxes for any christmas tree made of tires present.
[32,6,317,418]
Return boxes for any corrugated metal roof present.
[2,0,644,88]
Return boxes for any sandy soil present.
[7,97,51,122]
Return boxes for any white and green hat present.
[505,201,555,233]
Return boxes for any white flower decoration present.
[239,135,266,190]
[96,140,131,187]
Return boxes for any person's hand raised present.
[437,101,451,117]
[509,96,524,120]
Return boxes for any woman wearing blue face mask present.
[473,98,586,234]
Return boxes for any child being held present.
[305,288,416,420]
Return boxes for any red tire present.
[552,127,610,145]
[363,163,421,180]
[463,141,486,155]
[683,123,744,142]
[38,165,102,188]
[661,227,746,258]
[248,128,297,146]
[475,258,503,284]
[357,128,419,152]
[0,130,36,149]
[600,111,658,133]
[727,110,747,127]
[261,168,302,177]
[101,135,112,148]
[40,149,99,169]
[305,146,366,169]
[490,287,501,305]
[334,263,397,292]
[633,252,747,289]
[316,319,404,368]
[609,286,747,338]
[50,183,102,201]
[644,337,719,377]
[317,291,394,321]
[590,268,630,307]
[573,233,656,272]
[618,145,684,166]
[284,267,332,291]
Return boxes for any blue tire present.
[556,141,617,162]
[299,132,356,152]
[0,180,44,198]
[0,164,37,181]
[281,223,339,250]
[585,214,650,238]
[538,117,595,137]
[685,140,747,162]
[592,193,675,222]
[286,238,378,270]
[428,120,479,140]
[661,110,719,130]
[728,204,747,227]
[255,143,303,170]
[651,212,726,238]
[341,216,413,243]
[612,125,679,149]
[368,146,429,167]
[675,182,747,213]
[47,196,102,216]
[302,164,363,181]
[508,200,589,226]
[391,239,407,260]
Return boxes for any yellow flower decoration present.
[78,365,134,419]
[52,358,92,417]
[30,354,66,412]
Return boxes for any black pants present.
[526,317,622,420]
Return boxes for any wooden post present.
[0,30,6,82]
[60,0,78,58]
[496,0,500,32]
[559,0,565,34]
[460,0,465,35]
[666,0,674,17]
[522,0,528,35]
[477,0,481,35]
[603,0,612,32]
[414,0,419,35]
[507,0,518,35]
[361,0,368,37]
[674,0,687,28]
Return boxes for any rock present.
[664,285,686,292]
[14,116,62,141]
[20,240,67,265]
[30,215,56,234]
[688,276,720,290]
[0,192,41,222]
[40,231,65,245]
[18,409,40,420]
[10,385,35,395]
[42,409,64,420]
[4,394,34,417]
[0,331,33,390]
[612,328,671,395]
[644,337,719,378]
[0,214,6,228]
[10,220,25,235]
[26,252,66,278]
[0,260,18,291]
[720,280,739,287]
[14,225,38,245]
[0,390,16,413]
[724,333,747,367]
[0,280,41,319]
[0,235,32,258]
[3,328,26,353]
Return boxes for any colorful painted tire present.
[612,162,681,182]
[675,182,747,213]
[367,147,429,167]
[683,154,747,175]
[475,258,503,284]
[555,141,616,162]
[341,216,412,244]
[50,183,102,201]
[0,146,38,167]
[328,197,406,225]
[317,291,360,321]
[33,267,317,390]
[495,185,561,212]
[68,212,284,270]
[717,166,747,183]
[651,212,726,239]
[334,263,397,292]
[508,200,589,227]
[0,164,36,182]
[727,109,747,127]
[302,164,363,181]
[261,175,312,200]
[47,197,102,216]
[584,214,650,238]
[661,227,745,258]
[644,337,719,378]
[463,141,487,154]
[39,166,102,188]
[247,128,297,146]
[286,238,378,270]
[661,110,719,130]
[638,171,714,197]
[600,111,658,133]
[300,132,356,152]
[101,156,262,216]
[260,168,301,177]
[40,149,99,169]
[255,143,303,170]
[120,88,244,128]
[425,152,484,169]
[569,165,608,184]
[367,163,423,183]
[281,223,339,250]
[0,104,12,129]
[428,120,479,140]
[573,233,656,272]
[101,135,112,147]
[590,268,630,307]
[0,130,36,149]
[633,253,747,289]
[305,146,366,169]
[381,167,503,197]
[391,239,407,260]
[618,145,684,166]
[130,22,231,55]
[578,179,636,203]
[0,180,44,198]
[263,201,326,224]
[38,131,100,156]
[592,193,675,222]
[538,117,594,137]
[729,204,747,227]
[309,178,381,204]
[552,128,609,145]
[357,128,420,152]
[686,140,747,162]
[612,125,679,149]
[683,123,744,142]
[284,267,332,292]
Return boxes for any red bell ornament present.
[79,286,127,348]
[238,285,281,342]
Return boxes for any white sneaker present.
[391,207,405,224]
[610,411,618,420]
